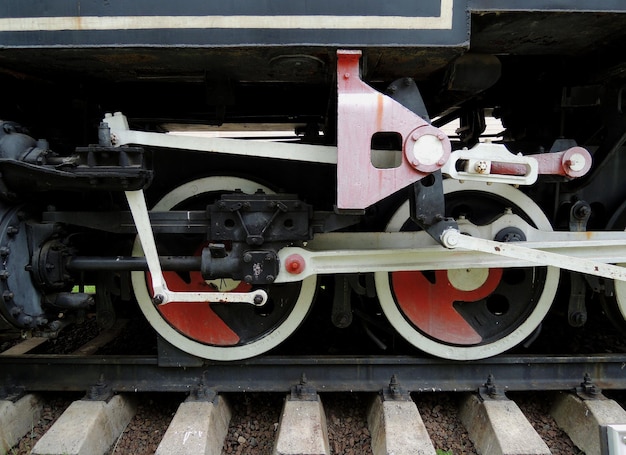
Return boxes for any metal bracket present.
[331,275,353,328]
[570,201,591,232]
[568,273,588,327]
[125,189,268,306]
[186,383,217,403]
[84,375,113,401]
[382,374,411,401]
[290,374,318,401]
[478,374,507,401]
[441,143,592,185]
[442,143,539,185]
[574,373,607,400]
[336,50,450,209]
[409,170,458,244]
[576,373,605,400]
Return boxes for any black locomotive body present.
[1,0,626,362]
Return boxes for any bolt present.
[343,72,350,79]
[266,275,275,283]
[572,312,587,326]
[253,294,265,305]
[0,270,9,280]
[437,158,446,166]
[412,132,420,140]
[243,253,253,263]
[411,158,420,167]
[575,205,591,219]
[388,85,397,93]
[152,294,164,305]
[3,291,14,301]
[6,225,18,236]
[0,247,9,257]
[389,374,400,397]
[244,275,253,283]
[437,133,445,140]
[265,254,273,261]
[48,320,62,331]
[474,161,489,174]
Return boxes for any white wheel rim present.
[375,180,559,360]
[614,259,626,318]
[132,176,316,361]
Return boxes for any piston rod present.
[67,256,201,272]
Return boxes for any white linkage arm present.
[125,190,268,306]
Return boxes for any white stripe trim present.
[0,0,453,32]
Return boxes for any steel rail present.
[1,354,625,395]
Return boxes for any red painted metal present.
[490,146,592,178]
[336,50,451,210]
[391,268,503,345]
[285,254,306,274]
[150,271,242,345]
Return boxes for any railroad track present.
[3,330,626,454]
[3,386,626,454]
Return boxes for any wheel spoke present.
[132,177,316,361]
[391,268,502,344]
[375,180,559,360]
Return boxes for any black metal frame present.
[1,353,625,395]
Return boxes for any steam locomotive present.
[1,0,625,361]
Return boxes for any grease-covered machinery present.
[1,1,626,361]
